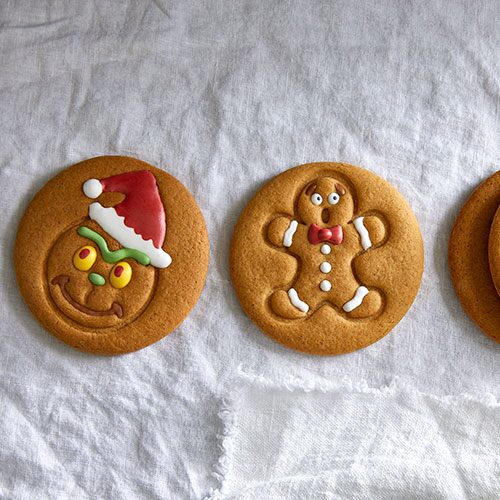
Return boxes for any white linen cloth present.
[208,374,500,499]
[0,1,498,499]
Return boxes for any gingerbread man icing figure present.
[267,176,387,319]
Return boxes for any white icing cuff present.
[353,217,372,250]
[287,288,309,313]
[343,286,369,312]
[89,202,172,268]
[83,178,103,199]
[283,220,298,247]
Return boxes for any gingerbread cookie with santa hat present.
[231,162,423,355]
[15,156,209,354]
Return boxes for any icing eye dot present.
[110,262,132,289]
[328,192,340,205]
[79,248,90,259]
[73,246,97,271]
[310,193,323,206]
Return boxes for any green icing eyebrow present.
[77,226,151,266]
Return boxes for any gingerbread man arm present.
[267,216,303,249]
[352,214,387,251]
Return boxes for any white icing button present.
[320,262,332,273]
[320,244,331,255]
[320,280,332,292]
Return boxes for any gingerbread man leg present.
[269,289,308,319]
[269,271,323,319]
[342,286,384,319]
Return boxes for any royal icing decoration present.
[110,261,132,289]
[310,193,323,205]
[82,171,172,268]
[89,272,105,286]
[320,262,332,273]
[353,217,372,251]
[77,227,150,265]
[83,178,103,198]
[327,192,340,205]
[320,279,332,292]
[288,288,309,313]
[88,204,171,268]
[308,224,343,245]
[320,244,331,255]
[283,220,298,248]
[343,286,369,312]
[73,245,97,271]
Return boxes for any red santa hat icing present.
[82,171,172,268]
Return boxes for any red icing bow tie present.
[308,224,343,245]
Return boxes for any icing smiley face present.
[45,168,172,330]
[47,220,156,329]
[297,177,354,228]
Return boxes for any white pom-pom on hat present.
[83,178,103,198]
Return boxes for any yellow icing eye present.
[110,262,132,289]
[73,246,97,271]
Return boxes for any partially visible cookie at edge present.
[449,170,500,343]
[488,205,500,297]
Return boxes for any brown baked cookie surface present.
[489,205,500,297]
[449,170,500,343]
[230,162,424,355]
[15,156,209,354]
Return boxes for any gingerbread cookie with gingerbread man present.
[231,162,424,355]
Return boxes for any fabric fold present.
[208,373,500,500]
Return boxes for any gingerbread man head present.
[297,176,355,228]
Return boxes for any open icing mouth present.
[51,275,123,318]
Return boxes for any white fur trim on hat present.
[83,179,103,199]
[88,202,172,268]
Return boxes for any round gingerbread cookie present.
[230,162,424,355]
[15,156,209,354]
[488,205,500,297]
[449,170,500,343]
